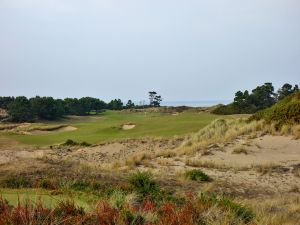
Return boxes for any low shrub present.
[38,178,57,190]
[184,169,212,182]
[127,172,160,200]
[63,139,91,147]
[0,192,256,224]
[199,192,254,223]
[2,176,30,188]
[63,139,78,146]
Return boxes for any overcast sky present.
[0,0,299,103]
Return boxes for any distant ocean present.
[161,100,231,107]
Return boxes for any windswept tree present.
[153,95,162,107]
[148,91,157,106]
[94,99,107,114]
[8,96,35,122]
[64,98,86,116]
[108,99,123,110]
[249,82,276,110]
[0,97,15,109]
[125,100,135,109]
[233,90,253,113]
[148,91,162,107]
[30,96,65,120]
[277,83,299,100]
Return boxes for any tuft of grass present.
[294,168,300,178]
[199,192,255,223]
[252,163,281,174]
[2,176,30,189]
[155,149,176,158]
[184,169,212,182]
[232,146,248,155]
[178,118,264,155]
[127,171,160,199]
[63,139,91,147]
[38,178,57,190]
[125,152,152,168]
[185,158,227,169]
[291,125,300,139]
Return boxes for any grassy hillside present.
[3,110,221,146]
[250,92,300,125]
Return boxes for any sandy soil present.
[194,135,300,167]
[122,124,136,130]
[0,133,300,198]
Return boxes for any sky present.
[0,0,299,103]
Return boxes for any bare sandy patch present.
[0,149,50,165]
[196,135,300,167]
[122,124,136,130]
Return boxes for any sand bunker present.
[29,126,77,135]
[122,124,136,130]
[56,126,77,132]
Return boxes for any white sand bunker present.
[122,123,136,130]
[57,126,77,132]
[29,126,77,135]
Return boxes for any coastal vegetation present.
[0,91,163,122]
[1,84,300,224]
[213,82,299,115]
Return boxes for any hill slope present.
[250,92,300,125]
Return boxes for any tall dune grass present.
[177,119,264,155]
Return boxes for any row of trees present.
[0,91,163,122]
[214,83,299,114]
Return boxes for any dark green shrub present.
[185,169,212,182]
[63,139,91,147]
[3,176,30,188]
[127,172,160,199]
[80,141,91,147]
[219,197,254,223]
[63,139,78,146]
[39,179,57,190]
[199,192,254,223]
[212,103,238,115]
[70,181,91,191]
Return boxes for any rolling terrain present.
[0,98,300,224]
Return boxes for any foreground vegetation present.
[0,172,254,225]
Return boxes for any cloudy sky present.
[0,0,299,103]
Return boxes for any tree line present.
[213,82,299,115]
[0,91,163,122]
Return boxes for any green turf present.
[5,110,222,147]
[0,188,98,211]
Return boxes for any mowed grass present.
[6,110,222,147]
[0,188,97,211]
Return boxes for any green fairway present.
[0,188,98,211]
[6,110,222,147]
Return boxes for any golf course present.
[2,110,222,147]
